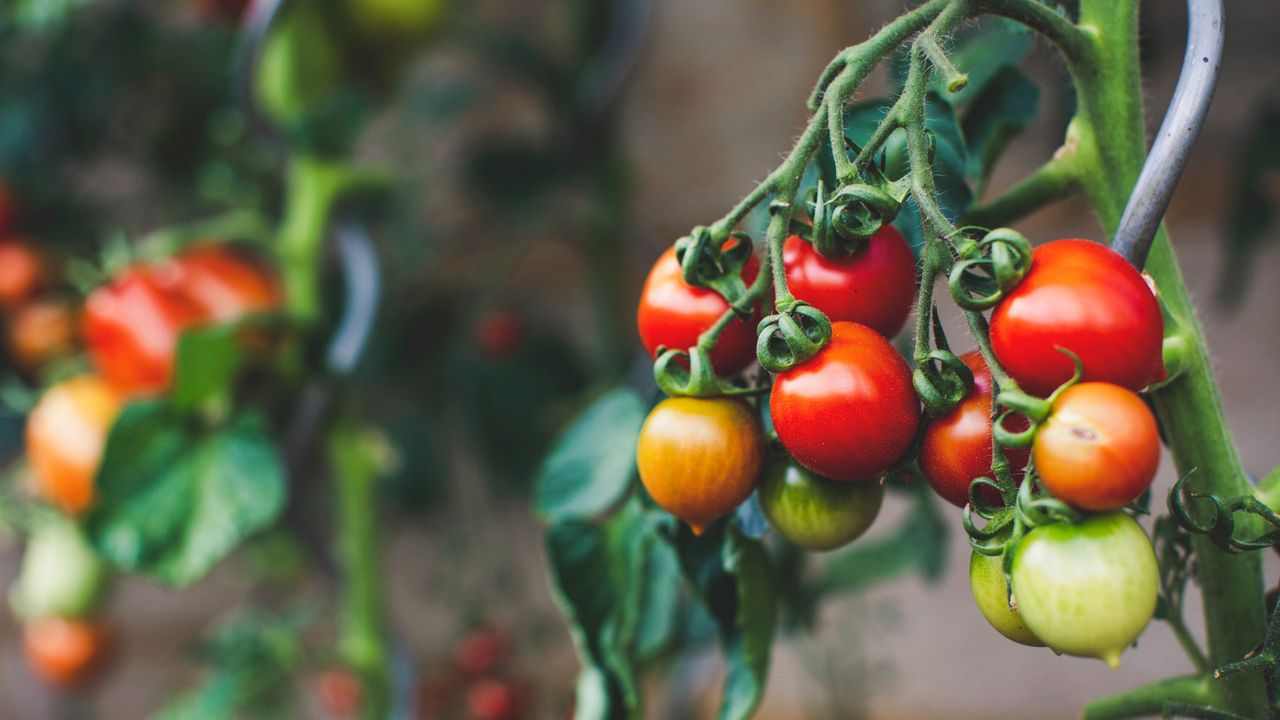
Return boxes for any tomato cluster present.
[635,227,917,550]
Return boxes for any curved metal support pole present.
[1112,0,1224,268]
[327,220,383,375]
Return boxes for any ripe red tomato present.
[636,397,763,534]
[313,668,362,717]
[156,244,282,323]
[466,679,525,720]
[782,228,916,338]
[770,321,919,482]
[83,268,205,396]
[23,617,111,689]
[7,298,77,371]
[0,237,45,307]
[990,239,1162,396]
[636,244,760,375]
[919,351,1029,507]
[1033,382,1159,511]
[26,377,121,515]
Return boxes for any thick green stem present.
[330,422,391,720]
[1081,674,1215,720]
[960,154,1078,229]
[1069,0,1268,715]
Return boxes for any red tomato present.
[990,239,1162,396]
[156,244,282,323]
[770,321,919,482]
[1034,382,1159,511]
[0,237,45,307]
[918,352,1029,507]
[26,376,121,515]
[453,624,509,676]
[782,228,916,338]
[466,679,525,720]
[314,668,363,717]
[7,298,77,371]
[23,617,111,690]
[636,244,760,375]
[83,268,205,396]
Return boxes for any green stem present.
[1068,0,1268,715]
[959,154,1078,229]
[330,422,391,720]
[1081,674,1215,720]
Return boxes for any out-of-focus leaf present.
[961,66,1040,194]
[817,480,947,594]
[937,18,1032,106]
[85,402,286,587]
[1218,101,1280,309]
[534,388,644,522]
[171,325,245,411]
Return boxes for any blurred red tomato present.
[314,668,362,717]
[23,617,111,690]
[156,244,282,323]
[7,298,78,371]
[475,311,524,360]
[0,238,45,308]
[466,679,525,720]
[453,624,509,676]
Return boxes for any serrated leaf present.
[171,325,245,411]
[85,402,286,587]
[962,66,1040,194]
[534,388,644,522]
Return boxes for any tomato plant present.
[636,397,763,535]
[990,239,1163,396]
[636,244,760,375]
[1010,512,1159,668]
[771,321,919,482]
[759,460,884,551]
[782,227,916,338]
[1034,382,1160,511]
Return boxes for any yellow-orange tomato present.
[7,299,77,370]
[636,397,763,535]
[25,377,121,515]
[23,617,111,690]
[1034,382,1159,511]
[0,237,45,307]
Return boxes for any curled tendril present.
[805,180,903,258]
[755,302,832,373]
[1168,473,1280,553]
[654,346,721,398]
[1015,476,1081,528]
[673,227,754,303]
[913,349,974,417]
[948,227,1034,311]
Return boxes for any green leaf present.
[669,523,777,720]
[171,325,245,411]
[85,402,286,587]
[961,66,1040,194]
[534,388,644,522]
[935,18,1033,107]
[818,480,947,594]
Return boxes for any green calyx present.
[755,301,831,373]
[948,227,1033,311]
[673,227,753,305]
[912,348,975,418]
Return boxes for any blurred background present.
[0,0,1277,718]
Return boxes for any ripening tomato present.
[9,516,110,621]
[969,550,1044,647]
[782,228,916,338]
[1011,512,1158,667]
[1033,382,1159,511]
[919,351,1030,507]
[26,377,121,515]
[156,244,282,323]
[23,617,111,689]
[770,321,919,482]
[83,268,205,396]
[0,237,45,307]
[990,239,1162,396]
[636,244,760,375]
[466,679,525,720]
[759,461,884,551]
[313,668,362,717]
[7,298,77,371]
[636,397,764,534]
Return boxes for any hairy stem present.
[1081,674,1215,720]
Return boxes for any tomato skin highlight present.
[636,245,760,375]
[969,550,1044,647]
[156,245,282,323]
[23,617,111,690]
[1034,382,1160,511]
[770,321,919,482]
[1011,512,1158,667]
[636,397,764,534]
[919,351,1029,507]
[990,239,1162,396]
[0,237,45,308]
[759,461,884,551]
[782,228,916,338]
[25,377,122,515]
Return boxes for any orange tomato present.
[156,244,282,323]
[7,298,77,370]
[0,237,45,307]
[25,377,122,515]
[23,617,111,690]
[1033,382,1159,511]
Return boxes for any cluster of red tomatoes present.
[7,208,281,690]
[635,228,1168,666]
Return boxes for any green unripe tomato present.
[1010,512,1158,667]
[759,461,884,551]
[343,0,449,44]
[9,516,109,620]
[969,550,1044,647]
[254,2,345,128]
